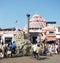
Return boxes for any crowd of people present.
[30,41,60,59]
[0,41,16,58]
[0,40,60,59]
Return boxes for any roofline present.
[46,22,56,24]
[0,28,21,31]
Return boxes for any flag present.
[16,20,18,23]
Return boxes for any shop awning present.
[47,34,56,37]
[46,37,56,41]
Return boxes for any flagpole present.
[16,20,18,30]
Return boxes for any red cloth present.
[46,37,56,41]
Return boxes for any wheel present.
[22,49,27,55]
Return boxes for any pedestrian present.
[58,42,60,54]
[32,43,37,57]
[11,41,16,54]
[54,43,58,54]
[0,42,4,58]
[36,43,40,54]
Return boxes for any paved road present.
[0,55,60,63]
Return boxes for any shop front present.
[46,34,56,44]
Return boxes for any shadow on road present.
[39,57,49,60]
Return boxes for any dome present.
[29,13,46,28]
[23,14,46,33]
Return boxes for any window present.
[49,32,54,34]
[58,27,60,32]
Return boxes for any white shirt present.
[32,44,37,51]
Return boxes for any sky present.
[0,0,60,29]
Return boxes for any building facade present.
[45,22,56,43]
[0,28,24,46]
[0,28,16,44]
[23,14,57,44]
[23,14,47,43]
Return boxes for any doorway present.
[5,37,12,44]
[30,32,39,44]
[32,36,37,44]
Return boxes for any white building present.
[56,25,60,41]
[0,28,21,44]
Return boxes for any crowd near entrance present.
[46,41,55,44]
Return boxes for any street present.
[0,54,60,63]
